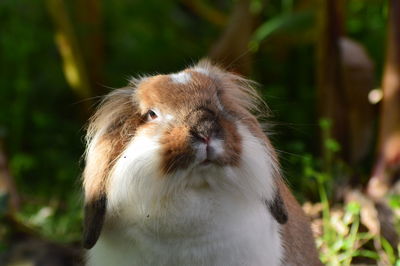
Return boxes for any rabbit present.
[82,60,321,266]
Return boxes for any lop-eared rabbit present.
[82,61,321,266]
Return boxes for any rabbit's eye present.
[146,110,158,121]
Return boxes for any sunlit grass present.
[301,120,400,265]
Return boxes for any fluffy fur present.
[82,61,321,266]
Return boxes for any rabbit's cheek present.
[219,120,242,166]
[159,126,195,174]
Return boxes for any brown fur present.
[277,179,322,265]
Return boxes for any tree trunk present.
[316,0,376,172]
[74,0,106,96]
[316,0,349,164]
[340,38,375,168]
[367,0,400,199]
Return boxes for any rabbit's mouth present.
[200,159,212,165]
[194,136,224,165]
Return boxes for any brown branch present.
[73,0,106,96]
[180,0,228,27]
[46,0,93,107]
[208,0,262,75]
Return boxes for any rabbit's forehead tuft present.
[136,70,219,113]
[170,71,191,84]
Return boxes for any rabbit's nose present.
[200,135,210,144]
[187,107,222,141]
[191,130,212,144]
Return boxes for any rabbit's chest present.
[87,204,283,266]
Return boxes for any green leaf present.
[325,138,341,153]
[389,194,400,208]
[251,9,314,45]
[352,249,380,260]
[381,237,396,264]
[345,202,361,215]
[319,119,331,130]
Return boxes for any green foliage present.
[0,0,83,201]
[15,191,83,243]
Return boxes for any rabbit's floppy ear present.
[82,130,114,248]
[264,167,289,224]
[82,88,143,249]
[267,189,288,224]
[83,194,107,249]
[82,130,117,249]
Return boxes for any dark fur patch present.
[83,195,107,249]
[266,192,288,224]
[187,107,221,141]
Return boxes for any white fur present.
[215,97,225,112]
[210,138,224,158]
[193,67,210,76]
[87,123,283,266]
[165,114,174,121]
[170,72,191,84]
[194,142,207,163]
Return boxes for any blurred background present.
[1,0,399,265]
